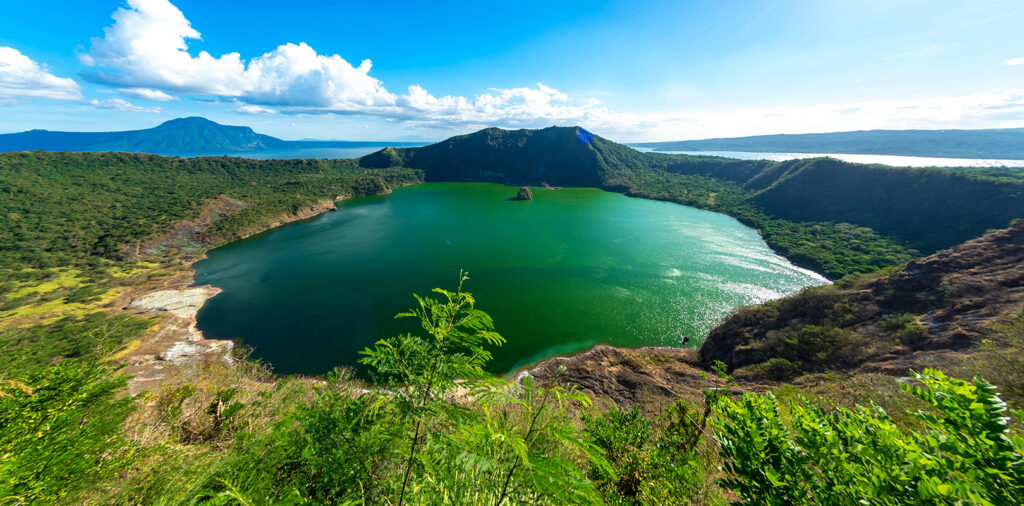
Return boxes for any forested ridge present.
[0,150,422,270]
[635,127,1024,160]
[2,126,1024,504]
[364,126,1024,278]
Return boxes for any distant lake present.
[631,147,1024,168]
[194,182,826,376]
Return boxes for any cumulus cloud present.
[80,0,394,110]
[118,87,177,101]
[1006,57,1024,65]
[88,97,161,113]
[79,0,609,126]
[75,0,1024,140]
[234,104,278,115]
[0,46,82,102]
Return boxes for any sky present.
[1,0,1023,142]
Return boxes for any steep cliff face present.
[699,220,1024,374]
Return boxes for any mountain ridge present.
[635,127,1024,160]
[0,117,420,154]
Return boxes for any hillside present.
[1,126,1021,283]
[700,220,1024,386]
[361,126,615,186]
[361,126,1024,278]
[635,127,1024,159]
[0,151,422,270]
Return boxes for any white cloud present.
[118,87,177,101]
[0,46,81,102]
[1006,57,1024,65]
[81,0,394,110]
[76,0,1024,140]
[79,0,610,126]
[234,104,278,115]
[619,88,1024,142]
[88,97,161,113]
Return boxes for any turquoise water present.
[193,183,827,375]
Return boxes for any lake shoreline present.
[116,178,831,391]
[185,181,825,378]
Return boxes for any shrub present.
[755,357,802,380]
[713,369,1024,505]
[0,360,133,503]
[759,324,875,370]
[203,273,604,505]
[584,406,654,497]
[880,313,928,345]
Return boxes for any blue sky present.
[1,0,1022,141]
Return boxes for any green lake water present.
[193,182,827,375]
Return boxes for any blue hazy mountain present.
[635,128,1024,160]
[0,117,410,155]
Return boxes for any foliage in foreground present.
[714,369,1024,505]
[203,273,607,505]
[0,360,132,504]
[3,278,1024,505]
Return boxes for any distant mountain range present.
[634,128,1024,160]
[0,117,420,154]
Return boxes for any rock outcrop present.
[699,220,1024,374]
[121,286,233,393]
[520,345,744,410]
[126,287,220,318]
[515,186,533,200]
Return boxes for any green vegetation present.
[610,166,922,278]
[0,312,153,376]
[4,279,1022,504]
[715,369,1024,505]
[2,125,1023,503]
[0,360,133,504]
[0,150,421,270]
[4,127,1020,280]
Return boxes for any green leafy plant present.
[584,405,654,498]
[0,360,133,504]
[360,271,505,505]
[712,368,1024,505]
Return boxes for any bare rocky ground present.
[521,345,751,415]
[114,279,234,394]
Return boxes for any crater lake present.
[193,182,827,375]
